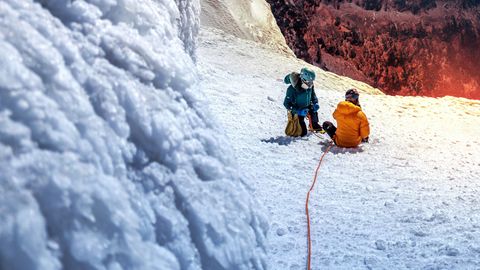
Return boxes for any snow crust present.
[0,1,267,269]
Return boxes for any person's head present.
[300,68,315,89]
[345,88,360,105]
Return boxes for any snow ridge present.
[200,0,293,56]
[0,1,266,269]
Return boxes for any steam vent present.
[267,0,480,99]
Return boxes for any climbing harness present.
[305,140,334,270]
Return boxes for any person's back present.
[322,89,370,147]
[333,101,369,147]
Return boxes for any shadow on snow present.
[318,141,365,154]
[261,133,327,146]
[261,134,368,155]
[260,136,302,145]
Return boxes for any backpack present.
[285,111,303,137]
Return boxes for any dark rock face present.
[267,0,480,99]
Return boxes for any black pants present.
[298,109,321,137]
[322,121,337,139]
[298,115,308,136]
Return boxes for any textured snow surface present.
[200,0,293,56]
[0,1,267,270]
[198,28,480,269]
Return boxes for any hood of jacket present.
[284,72,303,91]
[335,101,361,115]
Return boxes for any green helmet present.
[300,68,315,82]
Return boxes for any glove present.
[312,103,319,112]
[297,108,308,117]
[362,136,369,143]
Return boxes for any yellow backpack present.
[285,111,302,137]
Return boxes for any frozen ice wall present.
[0,1,267,269]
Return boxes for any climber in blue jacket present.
[283,68,323,136]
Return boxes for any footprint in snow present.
[375,240,387,250]
[289,263,301,270]
[411,230,428,237]
[276,228,287,236]
[438,246,460,256]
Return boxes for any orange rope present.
[306,141,334,270]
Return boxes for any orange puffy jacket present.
[332,101,370,148]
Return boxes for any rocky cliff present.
[267,0,480,99]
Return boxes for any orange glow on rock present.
[267,0,480,100]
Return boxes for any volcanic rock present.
[267,0,480,99]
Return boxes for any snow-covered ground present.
[198,27,480,269]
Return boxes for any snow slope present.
[198,27,480,269]
[200,0,293,56]
[0,1,267,269]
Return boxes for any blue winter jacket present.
[283,72,318,111]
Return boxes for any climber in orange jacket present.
[322,89,370,148]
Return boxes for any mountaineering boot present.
[308,112,325,133]
[322,121,337,139]
[311,122,325,133]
